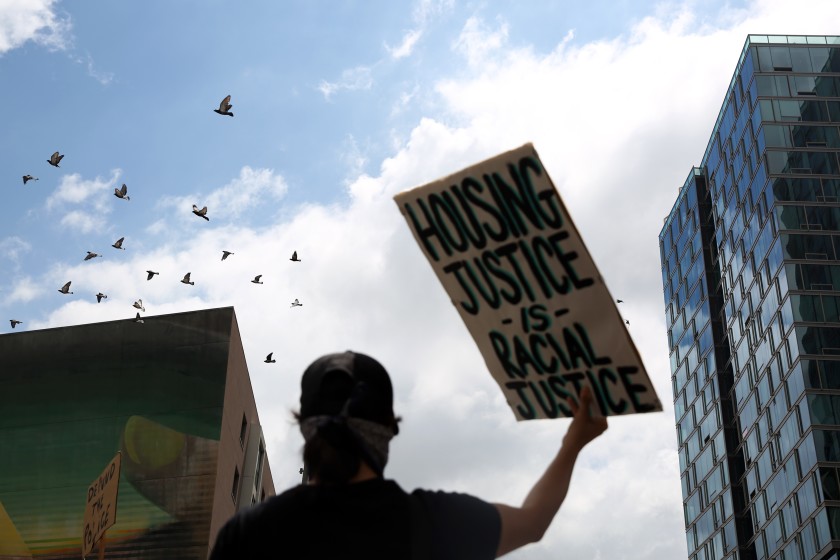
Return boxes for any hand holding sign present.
[563,386,608,452]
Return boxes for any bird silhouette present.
[192,205,209,221]
[112,237,126,250]
[134,312,144,324]
[625,320,630,325]
[133,299,145,312]
[114,184,130,200]
[96,292,108,303]
[58,281,73,295]
[10,319,22,329]
[264,352,276,363]
[221,250,234,261]
[251,275,263,284]
[290,251,301,262]
[22,175,38,184]
[47,151,64,167]
[214,95,234,117]
[291,299,302,307]
[146,270,159,281]
[84,251,102,261]
[181,272,195,285]
[617,299,624,303]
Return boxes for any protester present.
[209,350,607,559]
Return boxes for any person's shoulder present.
[408,487,501,559]
[410,487,486,506]
[410,486,500,524]
[210,485,307,559]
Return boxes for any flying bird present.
[625,320,630,325]
[84,251,101,261]
[112,237,126,250]
[291,299,302,308]
[214,95,234,117]
[133,299,145,312]
[290,251,301,262]
[47,151,64,167]
[192,205,209,221]
[10,319,22,329]
[251,275,263,284]
[58,281,73,294]
[146,270,159,281]
[221,250,234,261]
[96,292,107,303]
[114,184,130,200]
[134,312,144,324]
[264,353,276,364]
[617,299,624,303]
[181,272,194,285]
[22,175,38,184]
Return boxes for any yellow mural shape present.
[123,416,186,469]
[0,499,31,556]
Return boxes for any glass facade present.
[660,35,840,560]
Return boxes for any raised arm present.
[494,386,608,557]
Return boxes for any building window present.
[255,441,265,487]
[239,414,247,447]
[231,467,240,503]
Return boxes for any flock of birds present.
[8,96,307,365]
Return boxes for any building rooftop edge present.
[0,305,237,337]
[659,34,840,239]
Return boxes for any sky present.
[1,0,839,558]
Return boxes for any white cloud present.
[71,51,114,85]
[205,166,288,217]
[390,85,420,117]
[339,134,369,180]
[0,235,31,263]
[386,28,423,60]
[157,166,288,224]
[47,170,119,208]
[59,210,102,234]
[385,0,454,60]
[452,16,510,67]
[318,65,374,100]
[412,0,454,26]
[0,0,71,54]
[45,170,119,233]
[1,275,41,305]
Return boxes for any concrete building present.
[0,306,274,559]
[660,35,840,560]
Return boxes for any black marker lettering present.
[461,177,508,242]
[506,381,536,419]
[443,261,480,314]
[618,366,656,412]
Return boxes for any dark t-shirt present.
[209,478,501,560]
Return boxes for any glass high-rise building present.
[660,35,840,560]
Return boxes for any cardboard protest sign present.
[82,452,121,556]
[394,143,661,420]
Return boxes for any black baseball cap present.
[299,351,398,434]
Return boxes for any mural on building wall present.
[0,311,231,559]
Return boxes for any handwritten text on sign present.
[82,452,121,556]
[394,143,661,420]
